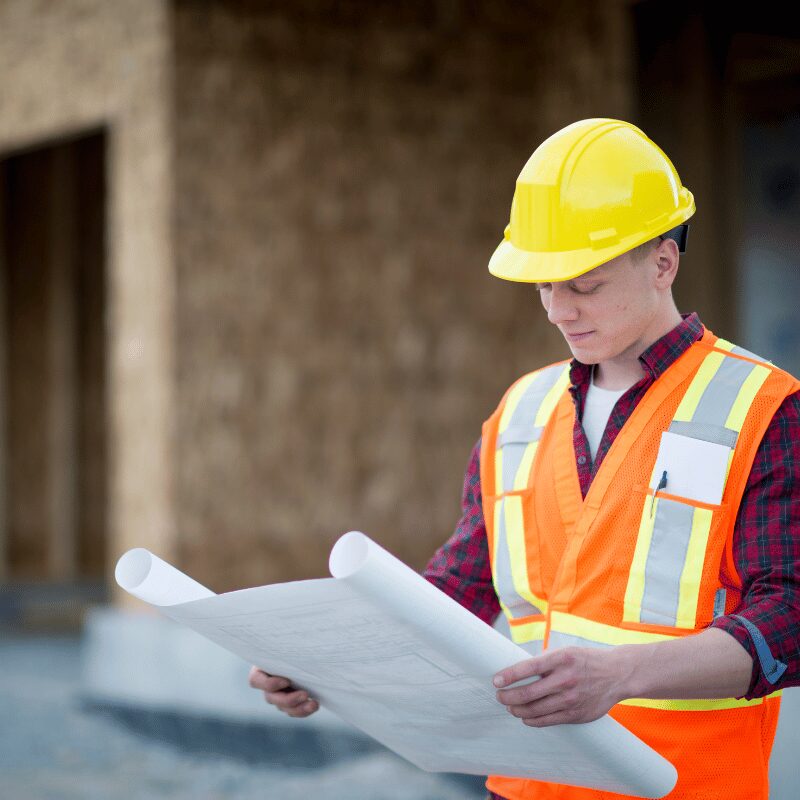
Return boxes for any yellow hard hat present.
[488,118,695,283]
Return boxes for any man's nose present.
[545,285,579,325]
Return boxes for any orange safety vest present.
[480,328,800,800]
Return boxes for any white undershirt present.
[582,365,629,463]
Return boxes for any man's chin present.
[566,341,600,364]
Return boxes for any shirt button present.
[577,455,587,465]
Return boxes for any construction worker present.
[249,119,800,800]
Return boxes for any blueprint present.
[115,531,677,797]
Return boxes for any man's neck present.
[593,309,683,391]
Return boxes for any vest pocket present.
[623,484,731,630]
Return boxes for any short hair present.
[629,235,664,264]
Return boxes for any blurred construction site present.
[0,1,798,798]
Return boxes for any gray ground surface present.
[0,635,486,800]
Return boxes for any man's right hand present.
[248,666,319,718]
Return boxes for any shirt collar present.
[568,312,705,391]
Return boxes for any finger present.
[251,671,291,693]
[493,655,548,689]
[267,689,311,709]
[285,700,319,718]
[521,709,580,727]
[267,689,307,709]
[494,647,577,688]
[496,672,566,706]
[504,690,573,719]
[248,666,268,688]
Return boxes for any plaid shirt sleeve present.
[422,437,501,626]
[709,389,800,700]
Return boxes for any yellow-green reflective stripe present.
[498,372,539,434]
[496,364,570,493]
[672,350,726,423]
[718,362,768,486]
[551,610,781,710]
[504,495,548,613]
[629,496,718,629]
[510,620,546,644]
[493,500,538,616]
[724,363,771,433]
[619,691,781,711]
[550,611,676,646]
[724,446,735,487]
[715,339,771,365]
[490,366,568,616]
[491,501,504,601]
[640,498,695,627]
[495,372,539,491]
[492,499,545,618]
[513,441,538,491]
[714,338,736,353]
[545,618,782,711]
[507,367,569,491]
[674,507,714,628]
[494,447,504,503]
[690,356,760,435]
[623,494,658,623]
[535,366,570,426]
[621,695,772,711]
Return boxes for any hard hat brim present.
[488,210,695,284]
[488,238,619,283]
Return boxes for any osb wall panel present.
[0,0,175,589]
[173,0,634,589]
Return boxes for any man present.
[250,119,800,799]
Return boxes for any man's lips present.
[564,330,594,341]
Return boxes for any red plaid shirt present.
[424,313,800,710]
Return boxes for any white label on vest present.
[650,431,730,506]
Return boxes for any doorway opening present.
[0,129,109,624]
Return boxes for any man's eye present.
[572,284,600,294]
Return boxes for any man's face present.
[535,249,660,364]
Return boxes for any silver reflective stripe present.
[668,420,739,449]
[497,425,544,447]
[518,639,544,656]
[639,498,696,625]
[502,364,566,443]
[689,355,758,430]
[494,498,542,619]
[547,631,614,651]
[713,588,727,618]
[500,442,529,492]
[499,364,566,491]
[731,345,771,364]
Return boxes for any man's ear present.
[653,238,679,288]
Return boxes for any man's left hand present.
[493,646,628,727]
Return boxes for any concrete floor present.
[3,628,797,800]
[0,634,485,800]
